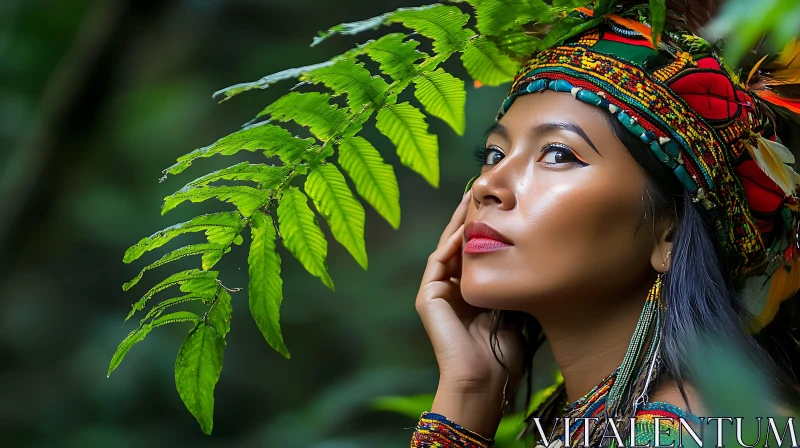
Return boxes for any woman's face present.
[461,91,659,315]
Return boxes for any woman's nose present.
[470,163,517,211]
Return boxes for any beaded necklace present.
[549,368,619,447]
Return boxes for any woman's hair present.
[489,108,800,427]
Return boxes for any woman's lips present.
[464,238,512,253]
[463,221,512,254]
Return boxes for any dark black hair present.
[492,108,800,437]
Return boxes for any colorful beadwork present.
[411,412,494,448]
[409,369,700,448]
[501,39,762,279]
[493,9,800,334]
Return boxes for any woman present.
[411,5,800,447]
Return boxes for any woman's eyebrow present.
[533,121,602,156]
[485,122,507,138]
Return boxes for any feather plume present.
[756,90,800,115]
[746,135,800,195]
[767,38,800,84]
[762,258,800,329]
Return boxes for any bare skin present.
[415,91,698,438]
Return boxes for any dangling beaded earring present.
[605,273,666,419]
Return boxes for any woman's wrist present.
[430,380,505,440]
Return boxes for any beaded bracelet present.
[410,412,494,448]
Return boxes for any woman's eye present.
[484,148,504,165]
[472,145,505,166]
[540,144,587,167]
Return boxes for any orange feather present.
[606,14,660,46]
[756,90,800,115]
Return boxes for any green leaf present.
[372,394,434,419]
[277,187,335,290]
[213,60,335,101]
[162,185,271,217]
[464,0,537,35]
[124,212,245,264]
[389,5,473,55]
[108,311,200,377]
[375,102,439,187]
[338,137,400,229]
[301,59,390,110]
[123,243,228,291]
[361,33,427,82]
[181,162,289,190]
[258,92,348,141]
[142,294,209,324]
[304,164,368,269]
[207,289,232,339]
[552,0,594,7]
[126,269,218,320]
[649,0,666,49]
[175,321,225,435]
[312,12,392,47]
[461,37,521,86]
[593,0,622,17]
[536,15,583,49]
[248,211,290,358]
[163,123,315,177]
[413,68,466,136]
[489,28,541,59]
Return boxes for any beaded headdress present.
[498,5,800,331]
[500,1,800,438]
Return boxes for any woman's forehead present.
[496,91,608,137]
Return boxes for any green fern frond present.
[337,136,401,229]
[375,102,439,187]
[459,0,537,35]
[175,320,226,435]
[126,269,218,321]
[248,211,290,358]
[361,33,428,82]
[311,12,392,47]
[123,212,245,264]
[207,289,232,338]
[413,68,467,135]
[162,185,272,217]
[259,92,349,141]
[389,5,473,55]
[142,294,209,324]
[108,310,201,377]
[163,124,314,177]
[301,59,390,110]
[182,162,289,190]
[461,36,521,86]
[277,187,335,290]
[304,164,368,269]
[123,243,228,291]
[213,60,335,102]
[490,28,541,59]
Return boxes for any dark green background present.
[0,1,545,446]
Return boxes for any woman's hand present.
[415,190,525,437]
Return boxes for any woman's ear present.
[651,215,675,273]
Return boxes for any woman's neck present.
[534,278,653,403]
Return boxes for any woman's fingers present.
[421,224,465,285]
[437,190,471,246]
